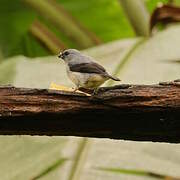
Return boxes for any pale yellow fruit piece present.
[49,82,91,96]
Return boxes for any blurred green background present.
[0,0,180,180]
[0,0,176,58]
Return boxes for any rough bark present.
[0,80,180,143]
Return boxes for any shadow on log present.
[0,80,180,143]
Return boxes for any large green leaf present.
[0,136,67,180]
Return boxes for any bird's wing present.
[69,62,107,75]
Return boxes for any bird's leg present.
[92,88,99,95]
[73,85,79,92]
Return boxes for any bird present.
[58,49,120,93]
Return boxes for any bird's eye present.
[64,51,69,56]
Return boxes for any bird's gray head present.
[58,49,93,65]
[58,49,81,62]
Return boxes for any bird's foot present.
[92,88,99,95]
[73,87,79,92]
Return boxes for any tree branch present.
[0,80,180,143]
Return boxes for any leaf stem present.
[119,0,150,36]
[67,138,91,180]
[29,20,66,54]
[23,0,101,48]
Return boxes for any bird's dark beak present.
[58,52,64,59]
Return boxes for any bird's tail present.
[108,75,121,81]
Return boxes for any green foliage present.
[0,0,135,58]
[59,0,135,41]
[0,0,176,58]
[0,0,35,57]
